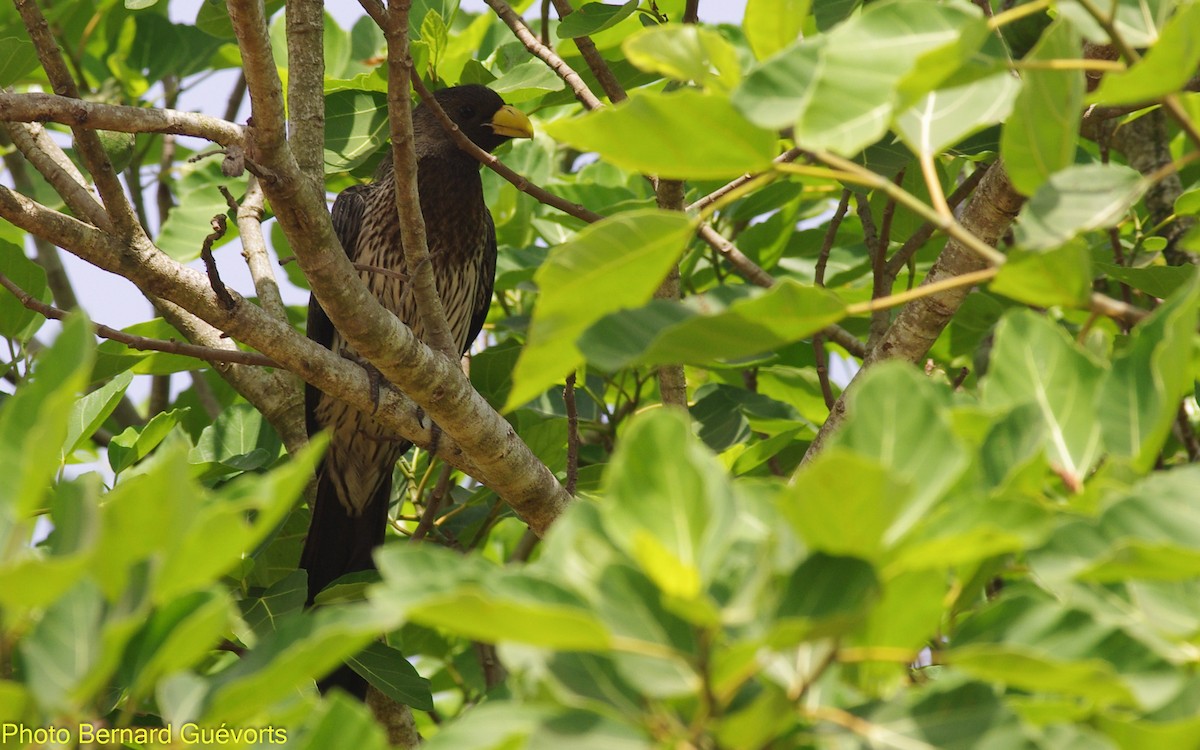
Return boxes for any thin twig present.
[411,463,453,542]
[0,271,276,367]
[200,215,236,310]
[483,0,603,109]
[564,371,580,495]
[884,165,989,278]
[551,0,625,103]
[686,148,805,213]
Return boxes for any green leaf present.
[123,589,233,700]
[62,371,133,459]
[948,644,1138,706]
[323,90,389,171]
[1013,163,1147,251]
[287,693,388,750]
[107,408,186,474]
[348,642,433,711]
[374,545,613,650]
[622,24,742,92]
[743,0,810,61]
[578,281,845,371]
[990,239,1094,308]
[0,240,49,340]
[506,210,694,410]
[734,0,983,155]
[420,703,650,750]
[1001,19,1084,195]
[982,310,1105,485]
[191,403,282,471]
[1095,262,1196,299]
[1089,2,1200,105]
[784,451,907,560]
[18,580,105,711]
[489,59,565,103]
[556,1,638,38]
[239,569,307,638]
[1098,272,1200,472]
[894,72,1019,156]
[0,36,39,86]
[831,363,969,540]
[772,553,880,643]
[543,89,777,179]
[602,409,736,601]
[204,605,391,723]
[0,314,94,520]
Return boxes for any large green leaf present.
[347,642,433,711]
[1014,164,1147,250]
[1001,19,1084,195]
[506,210,694,410]
[0,315,93,520]
[1099,273,1200,471]
[743,0,810,61]
[895,71,1019,157]
[323,90,389,172]
[601,408,737,602]
[543,89,777,179]
[829,363,969,539]
[1089,2,1200,105]
[982,310,1105,483]
[734,0,984,155]
[990,240,1094,308]
[577,281,845,371]
[622,24,741,92]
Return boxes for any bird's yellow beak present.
[489,105,535,139]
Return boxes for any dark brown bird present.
[301,85,532,695]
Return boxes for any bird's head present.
[423,84,534,154]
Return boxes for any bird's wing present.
[465,208,498,355]
[306,183,371,438]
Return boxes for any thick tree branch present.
[285,0,327,183]
[385,0,457,357]
[3,121,111,230]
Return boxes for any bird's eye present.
[459,105,477,120]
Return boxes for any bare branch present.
[551,0,625,103]
[0,92,245,146]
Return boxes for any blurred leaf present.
[1013,164,1146,250]
[831,363,968,540]
[19,580,105,712]
[287,693,388,750]
[990,240,1093,308]
[948,644,1138,706]
[772,553,880,643]
[895,71,1019,157]
[123,589,232,700]
[0,36,38,86]
[982,310,1104,481]
[239,569,307,638]
[743,0,809,60]
[623,24,741,92]
[507,210,694,410]
[1089,3,1200,105]
[544,89,777,179]
[155,160,245,262]
[602,409,736,601]
[578,281,845,371]
[0,240,49,341]
[1001,19,1084,195]
[1095,262,1196,298]
[421,703,650,750]
[1098,272,1199,471]
[0,315,93,520]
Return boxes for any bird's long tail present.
[300,456,393,698]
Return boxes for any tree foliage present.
[2,0,1200,747]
